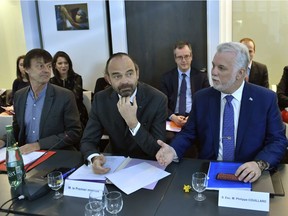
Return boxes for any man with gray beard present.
[156,42,287,183]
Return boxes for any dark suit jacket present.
[80,82,168,160]
[171,83,287,168]
[160,67,210,116]
[13,83,82,150]
[277,66,288,110]
[249,61,269,88]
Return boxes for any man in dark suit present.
[13,49,82,154]
[240,38,269,88]
[156,42,287,183]
[161,41,209,127]
[81,53,167,174]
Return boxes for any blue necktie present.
[222,95,235,161]
[179,73,187,115]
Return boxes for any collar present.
[248,61,252,69]
[221,81,245,102]
[177,68,191,78]
[118,87,138,103]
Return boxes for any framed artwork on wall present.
[55,3,89,31]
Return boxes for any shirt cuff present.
[172,148,179,162]
[87,153,100,165]
[129,122,141,136]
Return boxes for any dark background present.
[125,1,207,89]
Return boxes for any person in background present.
[160,41,209,128]
[10,55,30,105]
[276,66,288,110]
[50,51,88,129]
[81,52,168,174]
[240,38,269,88]
[156,42,287,183]
[13,49,82,154]
[94,75,110,94]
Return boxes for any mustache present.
[119,83,133,90]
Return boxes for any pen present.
[63,167,76,179]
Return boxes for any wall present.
[232,0,288,87]
[37,0,110,91]
[0,0,26,89]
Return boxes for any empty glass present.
[85,201,105,216]
[47,171,64,199]
[105,191,123,215]
[192,172,207,201]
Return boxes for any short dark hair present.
[104,52,139,76]
[23,49,52,69]
[173,41,192,56]
[239,38,256,51]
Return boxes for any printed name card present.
[218,189,269,212]
[64,179,105,198]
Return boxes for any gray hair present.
[216,42,249,72]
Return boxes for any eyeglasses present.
[175,55,191,61]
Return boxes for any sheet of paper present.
[106,162,170,195]
[0,147,5,163]
[0,147,44,165]
[166,121,181,132]
[125,158,166,190]
[68,156,127,182]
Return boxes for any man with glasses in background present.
[160,41,209,128]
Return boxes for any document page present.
[106,162,170,195]
[68,156,127,182]
[0,147,44,165]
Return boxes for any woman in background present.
[10,55,29,105]
[50,51,88,129]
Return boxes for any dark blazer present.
[160,67,210,116]
[249,61,269,88]
[171,83,287,168]
[277,66,288,110]
[80,82,168,160]
[13,83,82,150]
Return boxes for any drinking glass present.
[47,171,64,199]
[85,201,105,216]
[192,172,207,201]
[89,191,106,210]
[105,191,123,215]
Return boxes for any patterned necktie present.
[179,73,187,115]
[222,95,235,161]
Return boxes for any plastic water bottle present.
[5,125,24,188]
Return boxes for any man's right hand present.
[92,154,111,174]
[156,140,176,166]
[171,114,187,127]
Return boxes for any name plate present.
[218,189,269,212]
[64,179,105,198]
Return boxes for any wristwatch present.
[255,160,269,172]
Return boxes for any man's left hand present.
[117,96,138,128]
[235,161,261,183]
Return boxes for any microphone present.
[12,131,73,201]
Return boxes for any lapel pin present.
[249,97,253,101]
